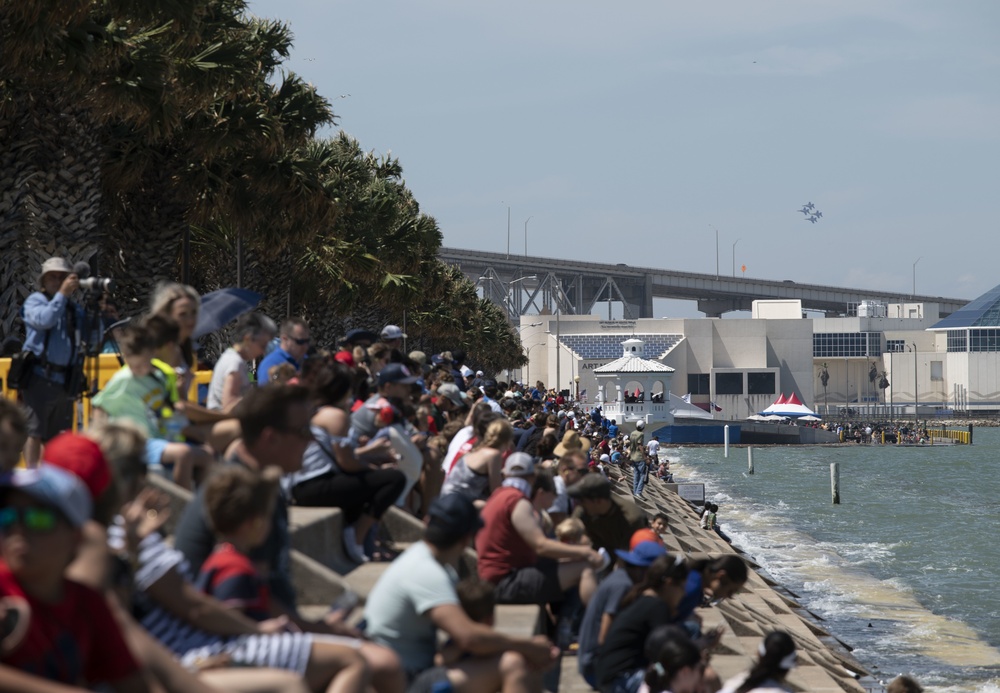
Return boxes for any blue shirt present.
[22,291,86,377]
[578,568,633,668]
[257,346,299,381]
[675,569,705,624]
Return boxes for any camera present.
[79,276,115,293]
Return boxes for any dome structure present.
[595,338,674,431]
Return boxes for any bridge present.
[439,247,969,319]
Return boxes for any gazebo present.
[595,338,675,431]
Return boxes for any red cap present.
[334,350,355,367]
[630,527,664,550]
[42,433,112,501]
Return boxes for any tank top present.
[440,455,490,502]
[476,486,537,584]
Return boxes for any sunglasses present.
[290,337,311,346]
[0,506,61,533]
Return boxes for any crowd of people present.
[0,257,926,693]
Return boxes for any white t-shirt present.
[442,425,475,474]
[207,347,249,410]
[363,541,459,673]
[646,439,661,458]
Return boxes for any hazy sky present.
[250,1,999,317]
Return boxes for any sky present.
[250,0,999,318]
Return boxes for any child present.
[650,513,669,535]
[197,465,282,621]
[0,465,145,690]
[555,517,589,545]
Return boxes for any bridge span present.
[439,247,968,319]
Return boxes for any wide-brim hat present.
[554,429,592,457]
[38,257,72,287]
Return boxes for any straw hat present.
[554,429,592,457]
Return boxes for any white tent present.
[670,392,715,420]
[760,392,818,418]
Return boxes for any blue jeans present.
[601,668,645,693]
[632,462,646,496]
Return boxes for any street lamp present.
[732,238,741,278]
[524,216,533,256]
[506,275,537,321]
[912,257,922,298]
[908,342,919,425]
[525,342,546,386]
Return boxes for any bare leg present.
[200,669,312,693]
[303,641,369,693]
[209,419,242,455]
[447,652,543,693]
[353,514,377,548]
[357,641,405,693]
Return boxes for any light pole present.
[711,225,719,280]
[506,275,537,321]
[911,342,919,426]
[524,216,532,256]
[732,238,741,277]
[912,257,922,298]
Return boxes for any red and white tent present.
[759,393,818,418]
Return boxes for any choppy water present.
[667,428,1000,692]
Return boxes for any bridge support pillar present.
[698,298,751,317]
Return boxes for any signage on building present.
[580,361,605,371]
[599,320,637,330]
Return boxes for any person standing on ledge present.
[628,421,647,497]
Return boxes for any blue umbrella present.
[194,288,263,339]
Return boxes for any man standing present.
[258,318,311,378]
[20,257,82,465]
[628,420,647,497]
[380,324,406,351]
[646,434,661,467]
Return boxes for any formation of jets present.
[799,202,823,224]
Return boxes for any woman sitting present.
[439,418,512,507]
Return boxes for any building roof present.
[594,338,676,374]
[930,283,1000,330]
[557,333,684,360]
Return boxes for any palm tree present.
[818,362,830,414]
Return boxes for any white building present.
[593,338,674,429]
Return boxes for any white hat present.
[38,257,72,287]
[380,324,406,341]
[476,370,484,376]
[636,420,646,430]
[599,454,611,463]
[566,411,575,418]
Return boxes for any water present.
[667,428,1000,692]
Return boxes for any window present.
[813,332,882,358]
[886,340,905,353]
[747,372,775,395]
[970,329,1000,352]
[947,330,967,353]
[687,374,710,395]
[930,361,943,381]
[716,373,743,395]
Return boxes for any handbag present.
[6,351,37,390]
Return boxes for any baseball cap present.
[629,527,665,550]
[344,328,378,345]
[502,452,536,478]
[436,382,467,409]
[381,325,406,341]
[41,433,112,501]
[0,465,92,528]
[615,541,668,567]
[377,363,420,387]
[427,493,483,535]
[476,370,484,377]
[599,454,611,463]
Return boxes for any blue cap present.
[0,465,92,528]
[378,363,421,387]
[427,494,483,535]
[615,541,667,567]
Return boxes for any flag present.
[580,389,588,403]
[710,401,723,412]
[682,393,692,404]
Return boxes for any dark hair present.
[120,323,157,357]
[536,432,557,460]
[886,675,924,693]
[311,362,353,408]
[620,553,690,610]
[234,312,277,342]
[204,465,281,534]
[425,521,474,549]
[280,318,308,337]
[141,314,180,350]
[456,578,495,624]
[236,384,311,447]
[470,403,496,437]
[691,554,748,587]
[644,632,702,692]
[652,512,669,526]
[532,469,555,496]
[737,631,796,693]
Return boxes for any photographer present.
[19,257,83,465]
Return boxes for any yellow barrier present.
[0,356,213,432]
[927,428,971,445]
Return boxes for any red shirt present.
[0,562,139,686]
[476,486,537,584]
[197,543,270,621]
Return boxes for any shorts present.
[21,374,73,441]
[180,632,361,676]
[145,438,169,467]
[493,558,564,605]
[407,665,450,693]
